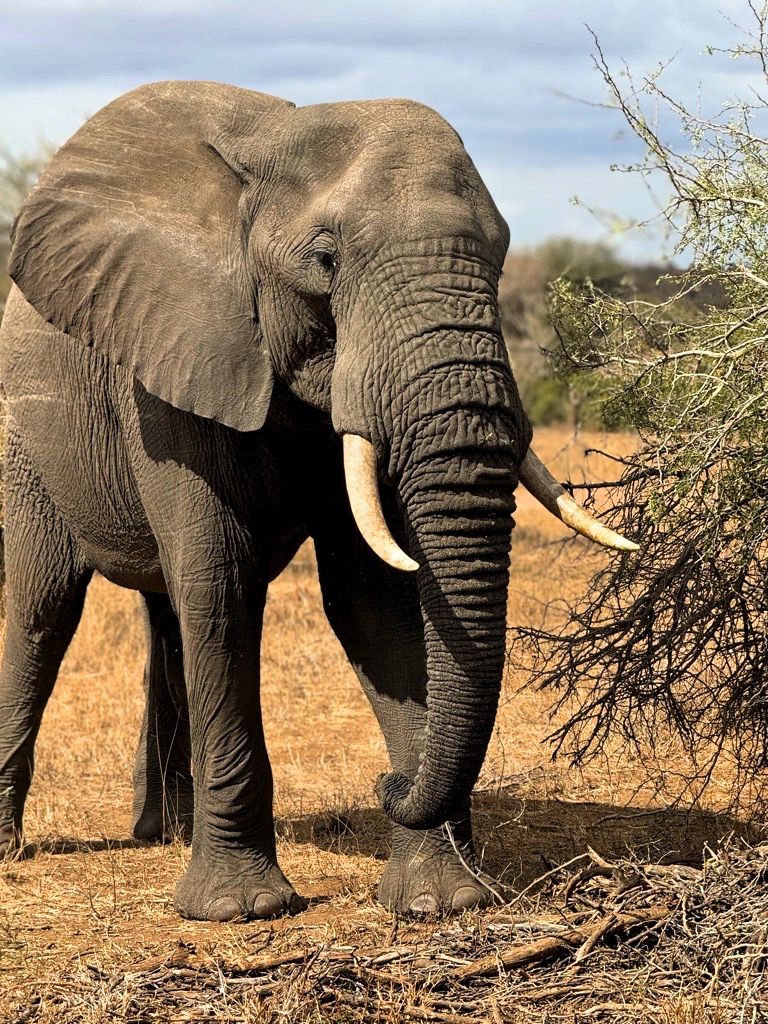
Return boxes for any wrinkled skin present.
[0,82,531,920]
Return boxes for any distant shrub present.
[525,377,569,425]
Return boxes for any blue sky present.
[1,1,760,261]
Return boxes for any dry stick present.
[574,913,620,963]
[586,845,614,869]
[215,979,285,992]
[124,948,195,976]
[369,947,416,966]
[169,1017,246,1024]
[357,964,409,987]
[579,1003,654,1017]
[125,947,310,978]
[566,913,621,976]
[443,821,507,904]
[563,865,614,903]
[224,949,310,972]
[503,852,593,908]
[333,993,483,1024]
[455,905,669,980]
[525,983,605,1003]
[488,993,504,1024]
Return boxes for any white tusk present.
[342,434,420,572]
[518,448,640,553]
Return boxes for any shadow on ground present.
[15,836,150,858]
[279,788,763,890]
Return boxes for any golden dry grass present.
[0,426,756,1022]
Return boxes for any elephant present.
[0,81,636,921]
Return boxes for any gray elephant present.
[0,81,634,921]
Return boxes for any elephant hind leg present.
[0,454,93,854]
[132,592,193,843]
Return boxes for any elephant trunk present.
[331,252,529,830]
[375,363,521,829]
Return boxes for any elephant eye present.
[313,250,337,275]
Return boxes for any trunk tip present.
[376,771,447,831]
[376,770,413,812]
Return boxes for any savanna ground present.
[0,426,763,1024]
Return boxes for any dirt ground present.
[0,427,753,1023]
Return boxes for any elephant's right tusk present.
[518,448,640,552]
[343,434,420,572]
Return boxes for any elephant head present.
[9,81,635,831]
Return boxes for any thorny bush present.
[521,3,768,801]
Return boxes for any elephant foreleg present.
[167,576,304,921]
[314,527,504,915]
[132,592,193,843]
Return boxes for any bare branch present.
[525,9,768,797]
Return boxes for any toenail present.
[252,892,285,918]
[409,893,440,914]
[451,885,487,911]
[206,897,246,922]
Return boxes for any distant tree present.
[522,3,768,796]
[499,248,554,408]
[499,239,673,428]
[0,145,53,319]
[535,236,625,290]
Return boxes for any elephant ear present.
[9,81,294,432]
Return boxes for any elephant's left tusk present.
[518,448,640,552]
[342,434,420,572]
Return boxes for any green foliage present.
[525,376,569,425]
[499,238,680,427]
[536,236,625,289]
[520,3,768,790]
[0,145,52,319]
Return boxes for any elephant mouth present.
[342,433,639,572]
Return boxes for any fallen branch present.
[456,905,669,980]
[332,993,484,1024]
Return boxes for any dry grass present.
[0,426,761,1023]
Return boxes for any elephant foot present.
[132,774,194,844]
[174,854,306,921]
[379,819,506,916]
[0,799,27,858]
[0,821,23,859]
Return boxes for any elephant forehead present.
[319,152,493,238]
[281,100,471,188]
[302,96,462,144]
[334,147,472,196]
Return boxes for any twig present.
[502,852,593,907]
[571,912,620,965]
[455,905,669,979]
[333,992,484,1023]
